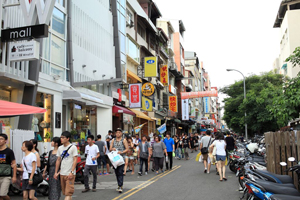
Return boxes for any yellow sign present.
[144,57,157,77]
[156,119,161,126]
[142,97,153,111]
[160,65,168,86]
[142,82,155,96]
[169,96,178,112]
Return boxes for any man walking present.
[0,133,17,200]
[95,135,107,175]
[225,133,235,159]
[163,132,175,170]
[138,136,151,176]
[54,131,78,200]
[82,135,100,193]
[200,130,212,174]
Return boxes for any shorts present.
[22,179,37,191]
[60,175,75,196]
[216,155,226,161]
[0,177,11,196]
[124,156,134,160]
[202,153,208,161]
[105,155,111,166]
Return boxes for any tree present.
[221,72,285,135]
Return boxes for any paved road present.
[10,151,241,200]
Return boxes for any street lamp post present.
[226,69,248,140]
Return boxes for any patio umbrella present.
[0,100,46,117]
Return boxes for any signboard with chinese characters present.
[9,40,40,61]
[129,83,142,108]
[169,96,177,112]
[144,57,157,77]
[160,65,168,86]
[181,90,218,99]
[141,82,155,97]
[182,99,189,120]
[142,97,153,112]
[204,97,209,113]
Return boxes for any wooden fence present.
[265,131,300,188]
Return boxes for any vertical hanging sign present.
[144,57,157,77]
[169,96,177,112]
[182,99,189,120]
[129,83,141,108]
[160,65,168,86]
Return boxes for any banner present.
[144,57,157,77]
[204,97,209,113]
[157,123,166,134]
[160,65,168,86]
[190,107,196,118]
[129,83,142,108]
[181,90,218,99]
[142,97,153,112]
[135,122,147,134]
[181,99,189,120]
[169,96,177,112]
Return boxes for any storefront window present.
[0,89,11,129]
[69,103,97,141]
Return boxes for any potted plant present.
[71,129,78,139]
[45,131,51,142]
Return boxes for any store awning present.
[0,100,46,117]
[113,105,135,116]
[151,117,157,121]
[63,90,104,106]
[130,109,153,121]
[281,63,287,70]
[127,70,142,83]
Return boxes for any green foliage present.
[221,72,285,135]
[285,47,300,67]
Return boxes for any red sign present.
[181,90,218,99]
[129,84,141,108]
[169,96,177,112]
[117,89,122,102]
[160,65,168,86]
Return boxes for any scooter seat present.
[257,161,266,167]
[253,179,300,196]
[255,179,295,189]
[254,169,293,184]
[270,194,300,200]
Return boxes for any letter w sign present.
[19,0,56,26]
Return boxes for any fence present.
[264,131,299,188]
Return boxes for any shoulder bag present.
[23,158,43,186]
[201,137,212,154]
[58,145,73,173]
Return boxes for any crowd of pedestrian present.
[0,128,237,199]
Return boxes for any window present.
[137,24,146,40]
[127,38,139,62]
[126,9,133,23]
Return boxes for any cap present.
[115,128,122,132]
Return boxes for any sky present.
[155,0,283,105]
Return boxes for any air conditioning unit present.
[130,20,134,28]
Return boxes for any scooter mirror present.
[288,157,296,162]
[280,162,287,166]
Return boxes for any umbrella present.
[0,100,46,117]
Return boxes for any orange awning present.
[127,70,142,83]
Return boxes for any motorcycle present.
[75,160,86,184]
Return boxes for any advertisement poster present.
[160,65,168,86]
[129,83,141,108]
[142,97,153,112]
[144,57,157,77]
[182,99,189,120]
[169,96,177,112]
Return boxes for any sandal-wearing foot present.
[219,179,223,182]
[123,173,126,176]
[131,172,134,175]
[223,177,227,181]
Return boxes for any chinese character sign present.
[129,83,141,108]
[169,96,177,112]
[182,99,189,120]
[160,65,168,86]
[181,90,218,99]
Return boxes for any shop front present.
[130,109,154,136]
[112,99,135,134]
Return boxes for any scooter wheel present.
[41,185,49,196]
[9,185,22,195]
[229,163,237,173]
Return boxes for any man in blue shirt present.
[163,131,175,170]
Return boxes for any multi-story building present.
[273,0,300,78]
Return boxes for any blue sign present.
[204,97,209,113]
[146,60,155,64]
[157,123,166,134]
[145,100,150,109]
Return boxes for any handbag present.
[0,164,12,176]
[201,137,212,154]
[108,151,125,168]
[23,159,43,186]
[139,142,149,159]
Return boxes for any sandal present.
[219,179,223,182]
[223,177,227,181]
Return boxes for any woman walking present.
[18,141,38,200]
[30,139,41,168]
[151,136,167,175]
[210,133,227,181]
[43,137,61,200]
[174,136,181,159]
[124,137,135,175]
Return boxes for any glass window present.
[42,35,51,60]
[127,38,139,62]
[119,33,126,54]
[52,7,65,38]
[42,60,51,75]
[51,35,65,67]
[51,64,65,79]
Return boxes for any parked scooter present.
[75,160,86,184]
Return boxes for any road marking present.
[113,165,181,200]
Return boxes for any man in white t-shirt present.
[54,131,78,200]
[82,135,100,193]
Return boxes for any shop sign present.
[181,90,218,100]
[113,99,125,107]
[9,40,39,61]
[141,82,155,97]
[142,97,153,112]
[0,90,10,101]
[169,85,176,95]
[144,57,157,77]
[169,96,177,112]
[190,107,196,118]
[74,104,82,110]
[182,99,189,120]
[160,65,168,86]
[204,97,209,113]
[129,83,141,108]
[19,0,56,26]
[156,119,161,126]
[2,24,48,42]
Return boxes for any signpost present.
[9,40,40,61]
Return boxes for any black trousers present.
[154,157,164,171]
[139,158,148,173]
[114,164,125,187]
[165,152,173,169]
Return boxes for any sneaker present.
[216,172,219,175]
[119,187,123,193]
[155,172,158,175]
[99,173,102,175]
[161,170,164,173]
[82,189,90,193]
[116,187,120,192]
[151,169,155,172]
[207,171,210,174]
[204,169,207,173]
[138,172,142,176]
[145,172,148,175]
[92,189,96,192]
